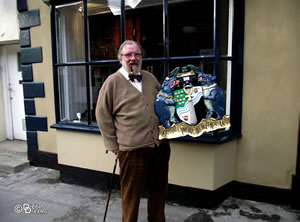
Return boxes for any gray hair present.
[117,40,144,60]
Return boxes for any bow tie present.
[128,73,142,82]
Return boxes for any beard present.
[129,62,141,74]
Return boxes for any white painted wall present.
[0,0,19,141]
[0,63,6,141]
[0,0,19,44]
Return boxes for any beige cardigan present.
[96,70,161,151]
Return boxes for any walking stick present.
[103,158,118,222]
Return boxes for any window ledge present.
[51,122,100,134]
[51,123,241,144]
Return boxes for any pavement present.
[0,140,300,222]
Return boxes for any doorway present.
[0,44,26,141]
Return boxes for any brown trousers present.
[118,141,170,222]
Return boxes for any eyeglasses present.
[121,53,142,59]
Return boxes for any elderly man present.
[96,40,170,222]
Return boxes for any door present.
[2,45,26,140]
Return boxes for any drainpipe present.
[291,115,300,209]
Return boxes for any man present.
[96,40,170,222]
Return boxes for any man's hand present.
[112,150,120,159]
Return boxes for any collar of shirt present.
[119,67,141,79]
[119,67,142,92]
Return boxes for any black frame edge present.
[232,181,292,207]
[291,116,300,209]
[17,0,28,12]
[59,164,120,190]
[29,151,59,170]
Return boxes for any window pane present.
[88,0,120,60]
[142,61,164,82]
[58,65,88,123]
[169,0,214,57]
[90,64,120,123]
[125,1,164,57]
[169,59,214,76]
[220,0,234,56]
[56,2,85,63]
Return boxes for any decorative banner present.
[155,64,231,140]
[158,115,231,140]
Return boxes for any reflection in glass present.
[169,59,214,76]
[56,2,85,63]
[58,66,87,123]
[220,0,234,56]
[88,0,120,60]
[125,1,163,57]
[142,61,164,82]
[88,0,164,60]
[169,0,214,57]
[90,64,120,123]
[220,60,231,115]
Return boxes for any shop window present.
[56,2,85,63]
[51,0,244,142]
[169,0,214,57]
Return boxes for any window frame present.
[50,0,245,143]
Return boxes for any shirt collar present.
[119,67,141,81]
[119,67,130,80]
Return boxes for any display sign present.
[155,65,230,140]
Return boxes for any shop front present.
[17,0,300,208]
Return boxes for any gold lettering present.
[159,115,231,140]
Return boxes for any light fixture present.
[182,26,198,34]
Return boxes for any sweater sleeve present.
[95,77,119,151]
